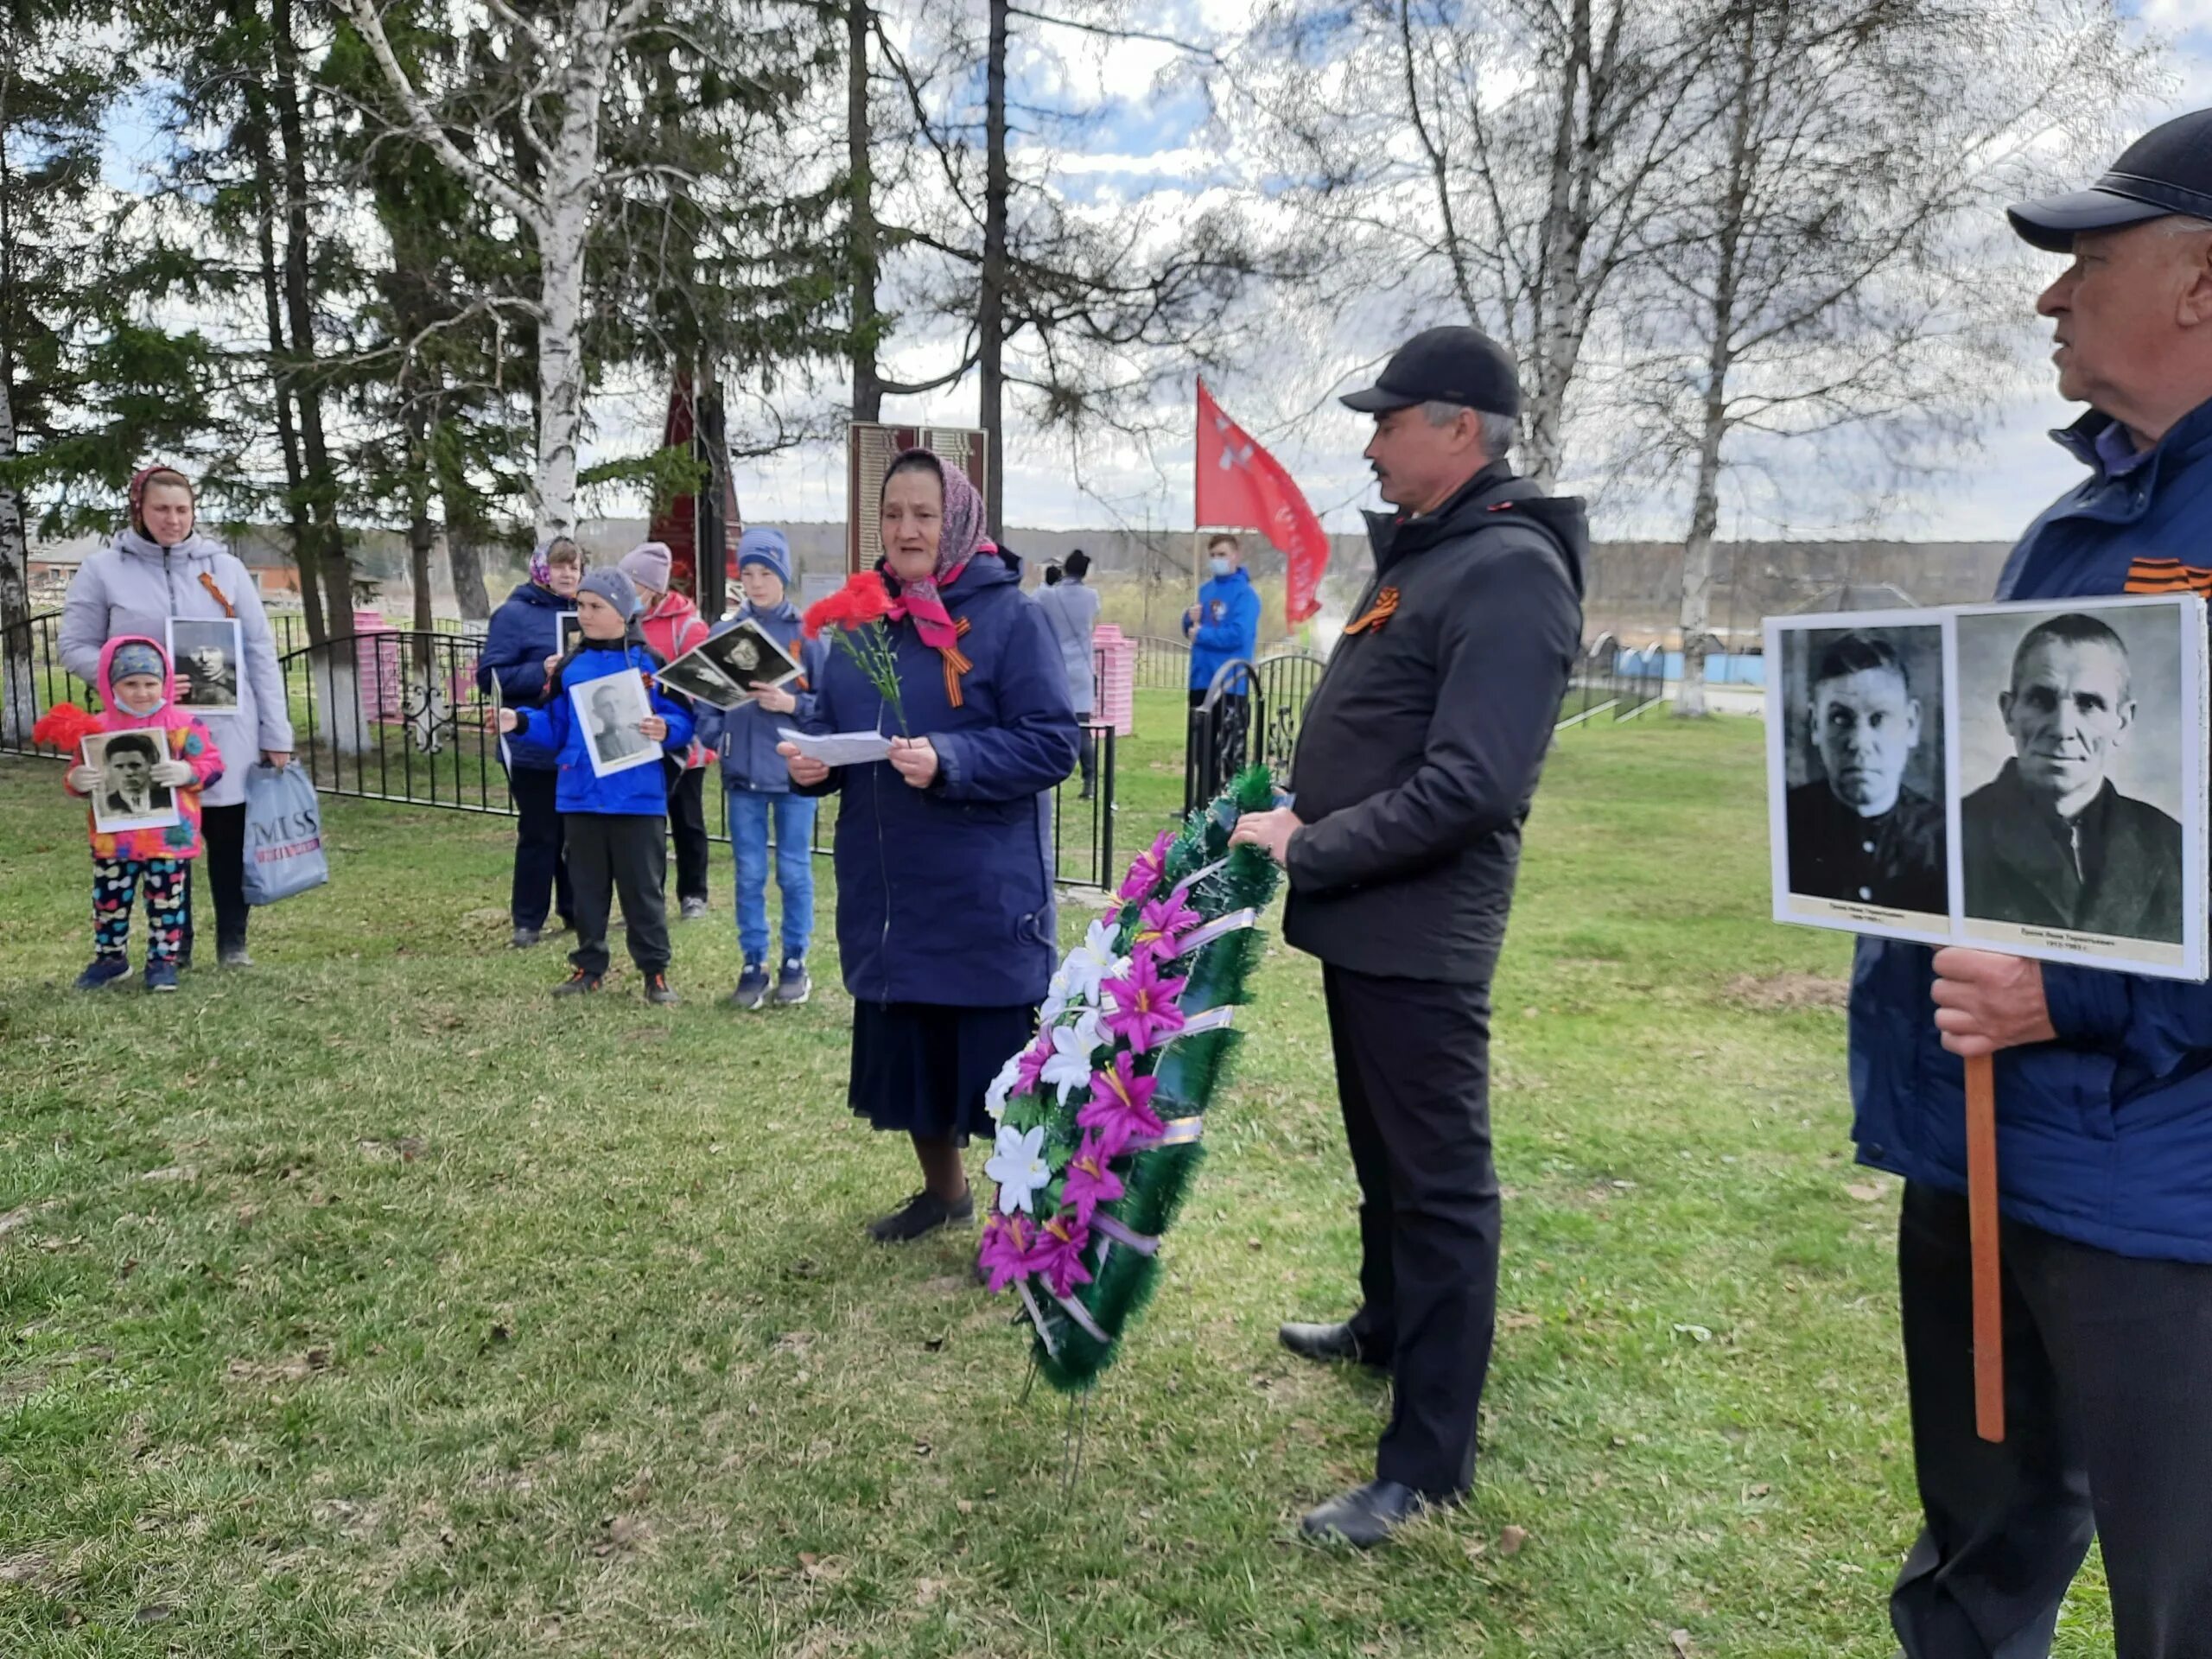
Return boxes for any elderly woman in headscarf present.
[779,448,1079,1242]
[476,536,584,947]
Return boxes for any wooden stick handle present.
[1965,1052,2005,1443]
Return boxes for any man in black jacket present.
[1232,325,1585,1546]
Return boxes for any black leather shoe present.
[867,1188,976,1243]
[1300,1480,1451,1548]
[1279,1320,1388,1370]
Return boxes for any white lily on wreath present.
[1041,918,1128,1022]
[1039,1007,1109,1103]
[984,1048,1027,1124]
[985,1124,1053,1215]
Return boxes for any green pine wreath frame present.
[979,765,1282,1392]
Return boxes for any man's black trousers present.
[1891,1182,2212,1659]
[1322,963,1500,1497]
[564,812,671,978]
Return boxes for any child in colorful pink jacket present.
[59,637,224,992]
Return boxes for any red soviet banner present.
[1194,378,1328,624]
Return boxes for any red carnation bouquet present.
[803,571,907,735]
[31,702,104,760]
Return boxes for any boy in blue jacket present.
[694,528,825,1010]
[1183,532,1262,699]
[497,569,695,1002]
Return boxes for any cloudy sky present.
[86,2,2212,546]
[1925,1,2212,542]
[713,0,2212,547]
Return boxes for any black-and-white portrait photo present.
[696,618,799,696]
[1766,612,1950,941]
[559,613,584,659]
[1954,596,2206,974]
[570,669,661,779]
[167,617,242,714]
[85,729,181,834]
[657,643,747,710]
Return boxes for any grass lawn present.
[0,714,2119,1656]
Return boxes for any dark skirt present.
[848,1000,1038,1145]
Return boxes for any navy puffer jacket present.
[475,582,575,773]
[1851,400,2212,1262]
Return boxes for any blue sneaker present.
[728,961,770,1010]
[774,957,810,1007]
[144,960,180,995]
[75,957,130,992]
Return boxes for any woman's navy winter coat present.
[505,639,695,816]
[475,582,576,772]
[799,551,1078,1007]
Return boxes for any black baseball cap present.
[2009,108,2212,252]
[1339,325,1521,418]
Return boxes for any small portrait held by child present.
[37,637,226,994]
[492,569,694,1004]
[693,527,823,1012]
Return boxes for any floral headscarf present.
[529,536,584,590]
[880,449,989,654]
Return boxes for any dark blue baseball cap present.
[1339,325,1521,418]
[2009,108,2212,252]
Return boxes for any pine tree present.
[1,1,223,737]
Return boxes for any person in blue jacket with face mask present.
[1184,532,1262,701]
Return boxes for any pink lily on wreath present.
[1116,831,1176,904]
[1030,1213,1096,1299]
[1012,1029,1054,1097]
[978,1213,1039,1294]
[1102,953,1189,1053]
[1077,1050,1166,1159]
[1130,886,1204,964]
[1058,1135,1126,1224]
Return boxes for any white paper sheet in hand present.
[779,727,893,766]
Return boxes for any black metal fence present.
[1179,636,1669,812]
[1129,635,1192,692]
[0,614,1119,889]
[1557,634,1667,728]
[1183,651,1329,814]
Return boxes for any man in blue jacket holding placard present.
[1854,109,2212,1658]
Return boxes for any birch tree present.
[1637,0,2152,715]
[343,0,639,542]
[1249,0,1719,489]
[345,0,845,545]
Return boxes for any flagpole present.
[1192,378,1204,638]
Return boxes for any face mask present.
[1209,557,1232,578]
